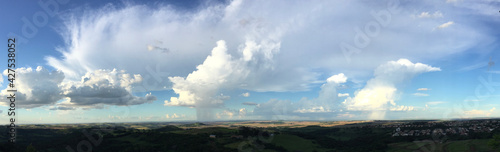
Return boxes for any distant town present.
[388,120,498,137]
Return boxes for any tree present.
[488,134,500,149]
[26,143,36,152]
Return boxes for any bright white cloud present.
[327,73,347,84]
[338,93,350,97]
[390,105,415,111]
[241,92,250,97]
[164,40,246,107]
[437,21,454,29]
[147,45,155,51]
[215,108,248,119]
[295,106,328,113]
[216,110,235,119]
[239,108,247,117]
[417,11,443,18]
[165,39,282,120]
[253,59,438,120]
[343,59,440,119]
[417,88,430,91]
[165,113,184,119]
[343,86,397,111]
[172,113,180,119]
[46,1,318,93]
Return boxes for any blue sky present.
[1,0,500,124]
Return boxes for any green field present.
[271,134,328,152]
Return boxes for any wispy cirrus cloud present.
[413,93,430,97]
[426,101,446,105]
[417,88,430,91]
[46,0,493,94]
[458,62,487,71]
[417,11,443,18]
[437,21,454,29]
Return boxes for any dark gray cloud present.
[0,67,64,109]
[1,67,157,109]
[62,69,157,107]
[49,106,75,111]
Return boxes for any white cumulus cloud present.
[165,39,282,120]
[327,73,347,84]
[61,69,156,107]
[0,66,64,108]
[343,59,440,119]
[0,66,156,109]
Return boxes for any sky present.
[0,0,500,124]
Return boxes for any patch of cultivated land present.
[177,120,371,129]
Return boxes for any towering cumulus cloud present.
[165,41,237,120]
[343,59,440,119]
[165,40,281,121]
